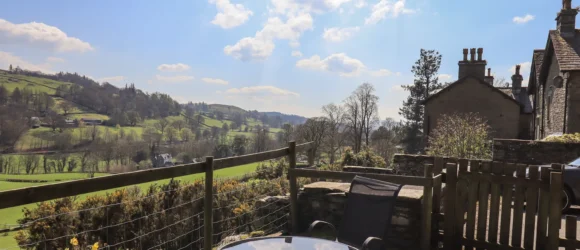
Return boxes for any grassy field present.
[0,162,261,248]
[0,70,71,95]
[0,173,109,182]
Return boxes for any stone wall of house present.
[295,182,424,250]
[543,55,566,137]
[566,73,580,134]
[391,154,435,176]
[424,77,521,140]
[492,138,580,165]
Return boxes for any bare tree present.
[370,118,404,166]
[22,154,39,174]
[344,83,379,153]
[492,77,509,88]
[322,103,347,164]
[297,117,328,164]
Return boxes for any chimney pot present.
[477,48,483,61]
[487,68,491,76]
[516,65,521,75]
[470,48,476,61]
[463,48,468,61]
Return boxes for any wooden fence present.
[0,141,313,250]
[438,158,580,250]
[287,144,444,250]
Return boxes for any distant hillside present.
[260,111,307,125]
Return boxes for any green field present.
[0,173,109,182]
[0,70,71,95]
[0,162,261,248]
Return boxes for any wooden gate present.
[441,160,563,250]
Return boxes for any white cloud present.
[0,19,93,53]
[355,0,367,8]
[269,0,352,16]
[46,57,65,63]
[370,68,395,77]
[296,53,366,77]
[224,37,275,61]
[202,77,229,85]
[438,74,453,81]
[156,63,191,72]
[224,13,313,61]
[513,14,535,24]
[291,50,303,57]
[155,75,195,83]
[98,76,125,83]
[225,85,300,97]
[0,51,54,73]
[209,0,253,29]
[365,0,415,25]
[322,26,360,42]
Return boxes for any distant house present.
[153,154,174,168]
[80,118,103,126]
[30,117,40,128]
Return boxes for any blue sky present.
[0,0,566,120]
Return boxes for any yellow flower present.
[70,237,79,246]
[92,242,99,250]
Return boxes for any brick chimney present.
[557,0,578,38]
[458,47,487,80]
[484,68,494,85]
[512,65,523,94]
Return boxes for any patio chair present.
[308,175,404,250]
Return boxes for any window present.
[547,86,554,125]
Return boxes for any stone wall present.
[342,166,395,175]
[391,154,434,176]
[296,182,424,250]
[492,138,580,165]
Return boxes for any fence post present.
[547,169,563,250]
[565,215,577,250]
[421,164,434,250]
[444,162,458,250]
[288,141,299,235]
[204,156,214,250]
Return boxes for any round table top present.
[219,236,358,250]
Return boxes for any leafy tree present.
[165,127,178,144]
[171,119,186,131]
[180,128,193,142]
[58,101,74,115]
[11,87,22,104]
[0,85,8,105]
[222,123,229,132]
[371,118,404,165]
[297,117,328,163]
[399,49,442,154]
[427,113,491,159]
[154,118,170,136]
[127,111,141,126]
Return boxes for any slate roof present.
[548,30,580,71]
[533,50,545,81]
[423,76,522,107]
[497,87,534,114]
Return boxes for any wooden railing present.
[286,142,444,250]
[0,141,313,250]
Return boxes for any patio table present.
[218,236,359,250]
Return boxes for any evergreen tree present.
[399,49,442,154]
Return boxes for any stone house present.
[527,0,580,139]
[423,48,533,140]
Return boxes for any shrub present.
[542,133,580,143]
[341,147,387,168]
[15,177,292,249]
[255,158,289,180]
[427,112,491,159]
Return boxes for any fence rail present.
[0,141,313,250]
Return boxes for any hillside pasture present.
[0,70,70,95]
